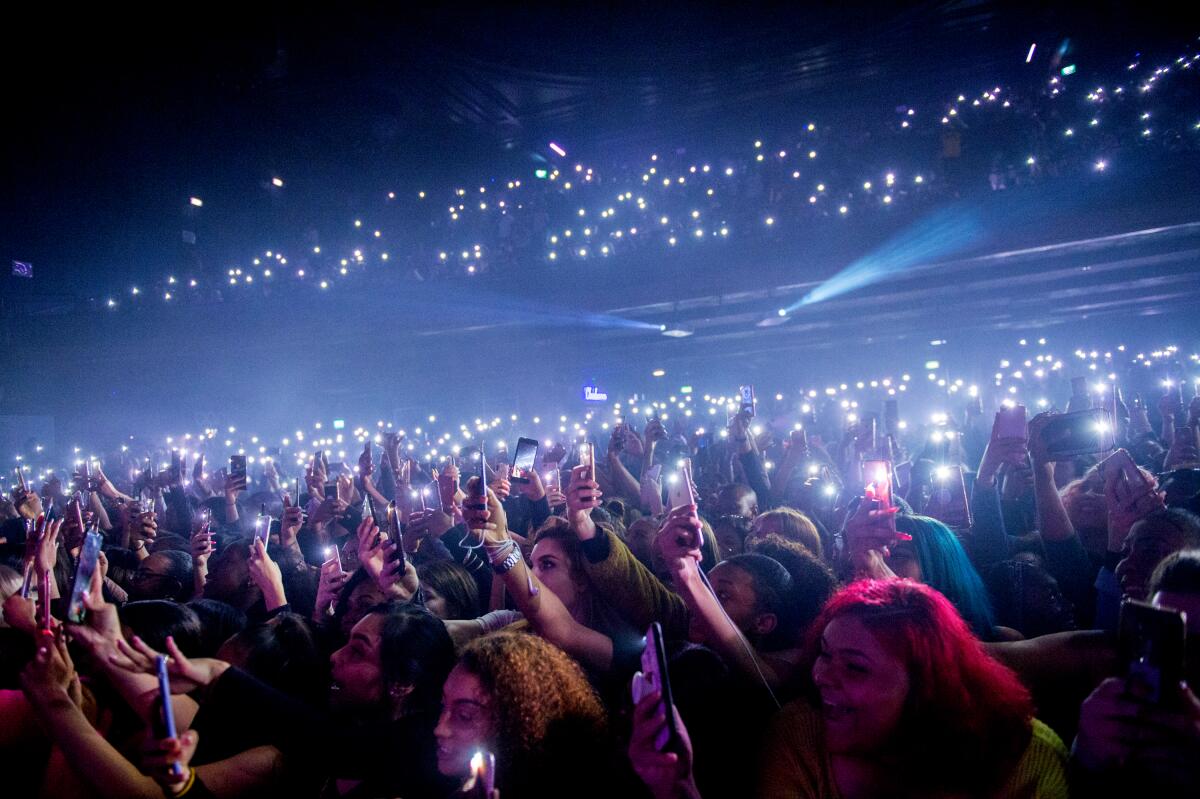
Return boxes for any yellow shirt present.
[758,701,1069,799]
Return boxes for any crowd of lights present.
[89,40,1200,312]
[5,337,1198,488]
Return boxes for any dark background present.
[1,2,1197,452]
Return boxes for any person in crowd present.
[1072,549,1200,795]
[758,579,1069,798]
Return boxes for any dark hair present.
[416,560,480,620]
[331,567,378,636]
[747,534,838,643]
[154,549,195,600]
[224,613,325,706]
[1148,548,1200,596]
[376,603,456,717]
[119,600,203,656]
[1135,507,1200,549]
[186,598,248,657]
[719,553,801,652]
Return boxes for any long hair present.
[376,603,456,718]
[417,559,481,620]
[803,580,1033,795]
[894,514,996,639]
[457,632,606,795]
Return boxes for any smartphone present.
[1118,598,1187,705]
[255,505,271,544]
[1040,408,1116,460]
[81,460,93,494]
[15,466,27,491]
[416,485,428,513]
[1097,448,1141,486]
[862,459,893,510]
[324,482,338,501]
[66,530,103,623]
[387,502,407,568]
[667,459,696,510]
[631,622,683,754]
[923,465,972,530]
[438,471,458,513]
[475,446,488,498]
[579,442,595,483]
[229,455,247,483]
[511,437,539,484]
[363,492,377,526]
[323,545,344,575]
[171,450,183,482]
[469,751,496,797]
[294,476,304,507]
[19,519,38,599]
[154,655,186,779]
[545,468,562,492]
[739,384,756,418]
[993,404,1028,441]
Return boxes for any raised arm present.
[465,479,614,672]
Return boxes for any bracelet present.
[171,767,197,797]
[492,550,522,575]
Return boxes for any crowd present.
[90,41,1200,308]
[2,358,1200,798]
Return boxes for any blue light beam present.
[786,206,986,312]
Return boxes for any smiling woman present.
[758,580,1068,799]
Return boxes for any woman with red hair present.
[758,580,1068,798]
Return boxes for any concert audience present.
[3,370,1200,798]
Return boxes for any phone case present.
[66,531,103,623]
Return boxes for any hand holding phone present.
[1118,599,1186,705]
[861,460,893,511]
[631,622,683,754]
[510,437,538,484]
[66,530,103,623]
[579,442,596,483]
[993,404,1028,441]
[739,385,756,418]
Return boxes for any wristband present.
[171,767,197,797]
[492,550,522,575]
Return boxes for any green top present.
[758,701,1070,799]
[580,526,691,638]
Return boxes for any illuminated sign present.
[583,385,608,402]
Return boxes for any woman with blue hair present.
[844,498,999,639]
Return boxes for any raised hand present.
[405,508,454,550]
[278,495,304,549]
[519,467,547,503]
[35,518,62,575]
[628,689,698,799]
[11,484,42,521]
[314,556,348,620]
[355,516,388,583]
[844,486,902,578]
[140,728,199,794]
[566,465,602,539]
[655,504,703,572]
[247,538,287,611]
[20,626,81,707]
[1103,461,1164,552]
[111,634,229,693]
[358,441,375,480]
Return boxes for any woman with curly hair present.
[759,579,1068,798]
[434,631,631,797]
